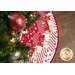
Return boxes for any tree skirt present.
[20,11,59,63]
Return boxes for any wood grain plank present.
[52,11,75,63]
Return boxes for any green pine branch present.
[0,11,41,63]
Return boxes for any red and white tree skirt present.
[20,11,59,63]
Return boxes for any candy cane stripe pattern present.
[21,11,59,63]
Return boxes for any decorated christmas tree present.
[0,11,41,63]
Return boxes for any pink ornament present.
[7,13,26,32]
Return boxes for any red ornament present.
[7,13,26,32]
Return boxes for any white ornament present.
[10,51,21,60]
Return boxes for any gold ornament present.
[30,14,33,17]
[10,38,17,43]
[26,18,27,21]
[11,30,16,36]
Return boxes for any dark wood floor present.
[52,11,75,63]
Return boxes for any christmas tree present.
[0,11,41,63]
